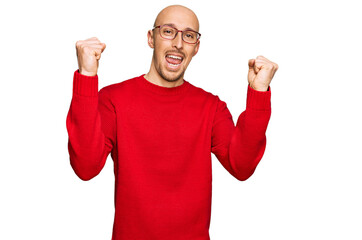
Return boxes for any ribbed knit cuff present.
[73,69,98,97]
[246,84,271,111]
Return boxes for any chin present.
[158,64,186,82]
[161,70,184,82]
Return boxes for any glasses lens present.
[183,31,199,44]
[160,26,176,39]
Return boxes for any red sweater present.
[66,69,271,240]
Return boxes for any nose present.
[172,31,183,49]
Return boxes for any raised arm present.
[211,56,278,181]
[66,37,116,181]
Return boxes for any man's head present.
[147,5,200,83]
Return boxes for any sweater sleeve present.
[66,70,116,181]
[211,85,271,181]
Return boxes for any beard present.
[153,51,186,83]
[157,65,185,83]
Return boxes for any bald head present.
[145,5,201,85]
[153,5,199,32]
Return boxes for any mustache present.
[165,50,185,58]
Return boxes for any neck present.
[144,61,184,88]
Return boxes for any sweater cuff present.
[246,84,271,111]
[73,69,98,97]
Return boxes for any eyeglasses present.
[152,25,201,44]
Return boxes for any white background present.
[1,0,361,239]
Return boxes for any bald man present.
[67,4,278,240]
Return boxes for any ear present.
[192,40,200,57]
[147,30,154,48]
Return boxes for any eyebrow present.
[162,23,198,32]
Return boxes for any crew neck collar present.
[136,74,190,95]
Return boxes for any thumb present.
[94,49,102,60]
[248,59,257,76]
[96,43,106,60]
[247,59,256,84]
[248,59,255,70]
[101,43,106,53]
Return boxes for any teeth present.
[167,55,182,60]
[169,63,180,67]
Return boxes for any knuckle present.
[75,40,82,47]
[82,45,91,52]
[265,63,274,70]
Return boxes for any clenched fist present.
[75,37,106,76]
[248,56,278,92]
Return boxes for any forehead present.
[155,7,199,32]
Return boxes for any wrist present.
[249,84,269,92]
[79,69,97,77]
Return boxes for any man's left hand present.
[248,56,278,92]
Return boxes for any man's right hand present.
[76,37,106,76]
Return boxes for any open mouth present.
[165,54,184,68]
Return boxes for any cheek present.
[154,39,169,52]
[183,50,196,64]
[154,46,166,62]
[153,45,163,62]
